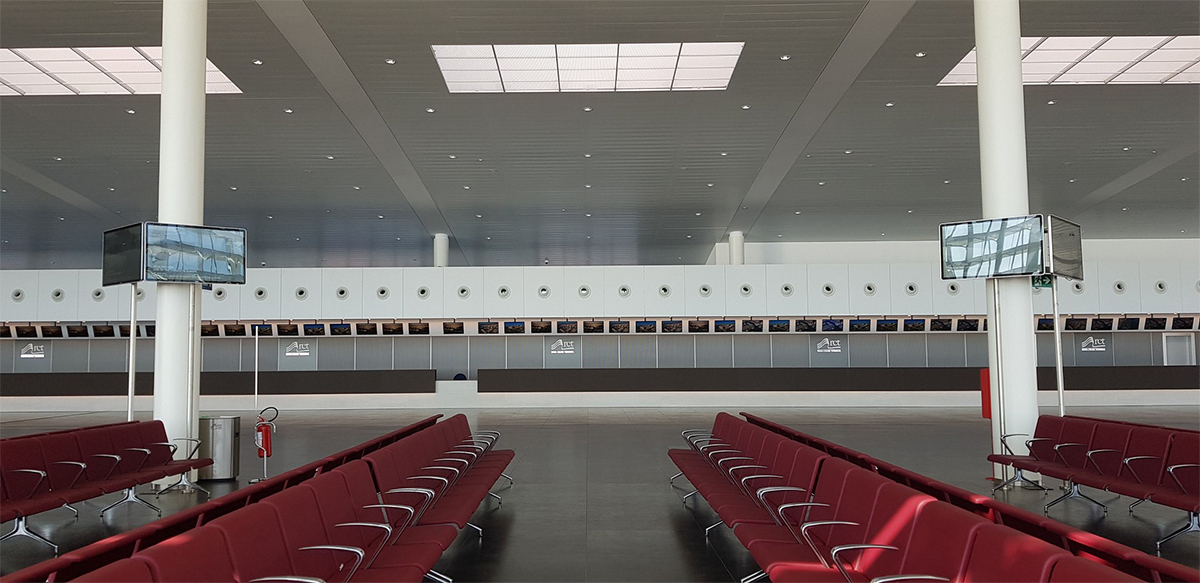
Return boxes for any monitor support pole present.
[127,283,138,422]
[253,324,260,410]
[1051,276,1066,416]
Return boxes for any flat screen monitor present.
[200,324,220,337]
[93,325,115,338]
[1172,317,1195,330]
[102,223,144,286]
[145,325,155,337]
[714,320,735,333]
[1045,215,1083,280]
[531,321,552,334]
[408,323,430,335]
[118,325,137,338]
[1144,317,1166,330]
[355,323,377,335]
[15,325,37,338]
[224,324,246,337]
[330,323,352,336]
[583,321,604,334]
[688,320,710,333]
[1037,318,1055,331]
[557,321,578,334]
[40,325,63,338]
[956,319,979,332]
[303,324,325,336]
[609,321,630,333]
[796,319,816,332]
[504,322,525,334]
[142,223,246,284]
[662,320,683,333]
[848,319,871,332]
[822,319,844,332]
[768,320,790,332]
[903,319,926,332]
[442,322,464,335]
[940,215,1044,279]
[635,321,656,333]
[1090,318,1113,331]
[0,326,10,338]
[742,319,763,332]
[279,324,301,336]
[930,318,953,332]
[254,324,273,336]
[478,322,499,334]
[1064,318,1087,331]
[1117,317,1140,331]
[876,319,898,332]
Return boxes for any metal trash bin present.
[198,415,240,481]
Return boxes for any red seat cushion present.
[1048,556,1142,583]
[72,558,155,583]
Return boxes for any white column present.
[974,0,1040,478]
[433,233,449,267]
[153,0,208,451]
[728,231,745,265]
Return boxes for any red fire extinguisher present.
[250,407,278,483]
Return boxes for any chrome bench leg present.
[101,487,162,517]
[1156,512,1200,554]
[0,516,58,556]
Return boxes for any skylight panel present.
[432,42,743,93]
[939,35,1200,86]
[0,46,241,96]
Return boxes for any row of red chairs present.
[670,413,1187,583]
[987,414,1198,550]
[740,412,1200,583]
[1,415,444,583]
[60,414,513,583]
[1,421,214,555]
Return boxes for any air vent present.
[863,283,877,296]
[1072,282,1085,294]
[739,284,753,297]
[213,288,227,301]
[537,285,551,299]
[50,288,65,302]
[1113,281,1126,294]
[375,286,389,300]
[10,289,24,302]
[947,283,960,296]
[578,285,591,298]
[658,284,672,298]
[457,286,470,299]
[822,283,835,297]
[254,287,269,301]
[135,288,145,301]
[335,286,349,300]
[780,284,794,297]
[698,284,712,298]
[497,286,511,299]
[295,287,309,300]
[904,282,918,296]
[617,285,631,298]
[91,288,105,302]
[1154,280,1167,294]
[416,286,430,299]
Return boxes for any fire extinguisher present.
[250,407,278,483]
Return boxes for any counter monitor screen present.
[504,322,525,334]
[930,318,952,332]
[557,321,578,334]
[40,325,63,338]
[1117,317,1140,331]
[1172,317,1195,330]
[876,319,898,332]
[663,320,683,333]
[0,326,10,338]
[769,320,790,332]
[329,323,352,336]
[1090,318,1113,331]
[224,324,247,337]
[355,323,377,335]
[408,322,430,335]
[67,325,90,338]
[1037,318,1055,331]
[903,319,926,332]
[279,324,300,336]
[796,319,816,332]
[478,322,499,334]
[940,215,1044,279]
[714,320,736,333]
[822,319,844,332]
[609,321,630,333]
[688,320,710,333]
[442,322,464,335]
[15,326,37,338]
[1064,318,1087,331]
[1144,317,1166,330]
[957,319,979,332]
[848,319,871,332]
[742,319,763,332]
[583,321,604,334]
[92,325,115,338]
[531,321,552,334]
[145,325,155,337]
[636,321,656,333]
[303,324,325,336]
[118,325,136,338]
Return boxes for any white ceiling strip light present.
[940,35,1200,86]
[0,47,241,96]
[432,42,744,93]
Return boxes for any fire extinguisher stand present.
[250,406,278,484]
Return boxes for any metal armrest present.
[706,449,741,462]
[435,457,471,468]
[421,466,460,478]
[150,442,179,454]
[728,465,768,475]
[1167,463,1200,495]
[249,577,326,583]
[472,430,500,437]
[774,502,829,531]
[123,448,152,470]
[90,454,123,479]
[299,545,363,583]
[384,488,434,521]
[999,433,1029,455]
[363,504,416,536]
[1085,449,1121,474]
[798,521,859,569]
[716,456,753,471]
[406,475,450,490]
[454,444,486,453]
[697,443,731,452]
[741,474,783,490]
[8,469,47,499]
[870,576,950,583]
[1052,442,1086,464]
[173,437,202,460]
[335,522,391,567]
[1123,455,1162,484]
[756,485,807,506]
[444,450,478,461]
[831,544,899,583]
[52,461,88,488]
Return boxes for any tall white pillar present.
[974,0,1040,478]
[433,233,449,267]
[728,231,745,265]
[153,0,208,450]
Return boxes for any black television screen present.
[714,320,735,333]
[583,321,604,334]
[254,324,273,336]
[224,324,246,337]
[303,324,325,336]
[504,322,525,334]
[557,321,578,334]
[609,321,630,333]
[796,319,816,332]
[769,320,790,332]
[930,318,952,332]
[1172,317,1195,330]
[15,325,37,338]
[663,320,683,333]
[408,322,430,335]
[278,324,300,336]
[443,322,464,335]
[903,319,926,332]
[636,321,656,333]
[478,322,499,334]
[848,319,871,332]
[40,325,63,338]
[1064,318,1087,331]
[200,324,220,337]
[355,323,377,335]
[822,319,844,332]
[92,325,115,338]
[876,319,898,332]
[102,223,144,286]
[330,323,352,336]
[1144,317,1167,330]
[145,325,155,337]
[143,222,246,284]
[0,326,10,338]
[957,319,979,332]
[1117,317,1140,331]
[531,321,552,334]
[67,325,90,338]
[1090,318,1113,331]
[688,320,710,333]
[742,319,763,332]
[1037,318,1055,331]
[118,325,137,338]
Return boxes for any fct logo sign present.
[816,338,842,353]
[284,341,311,357]
[549,339,575,354]
[19,343,46,359]
[1080,336,1106,352]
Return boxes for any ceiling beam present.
[1072,139,1199,214]
[1,155,123,225]
[254,0,469,265]
[725,0,915,236]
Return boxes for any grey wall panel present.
[50,339,89,373]
[244,339,279,372]
[469,337,506,378]
[582,336,619,368]
[1036,334,1055,367]
[888,335,927,367]
[849,335,888,367]
[89,341,126,372]
[695,336,733,368]
[279,338,318,371]
[1113,333,1153,366]
[432,337,469,379]
[544,336,582,369]
[620,336,657,368]
[733,336,771,367]
[135,340,154,373]
[394,338,431,370]
[1150,332,1164,366]
[202,339,242,372]
[658,336,695,368]
[13,340,52,373]
[771,335,809,368]
[927,334,966,368]
[0,340,13,374]
[1074,332,1115,366]
[965,335,988,368]
[355,338,393,370]
[810,334,849,368]
[507,337,542,369]
[320,338,356,371]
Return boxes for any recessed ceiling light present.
[125,108,135,114]
[741,206,747,209]
[463,185,470,190]
[1182,177,1189,181]
[907,209,914,214]
[585,213,592,217]
[295,237,301,241]
[695,212,702,216]
[561,208,566,212]
[585,184,592,188]
[720,152,728,156]
[377,214,384,219]
[741,104,751,110]
[252,59,263,65]
[943,180,951,184]
[1069,179,1076,183]
[1046,100,1057,105]
[352,186,361,190]
[107,187,115,191]
[448,155,457,159]
[477,158,484,162]
[283,108,293,114]
[1122,207,1128,211]
[844,150,853,154]
[794,211,802,215]
[326,155,335,160]
[425,108,435,113]
[586,236,590,239]
[686,234,692,239]
[1122,147,1131,151]
[780,55,791,61]
[267,215,273,219]
[582,107,592,112]
[475,214,482,218]
[584,153,592,158]
[707,183,714,187]
[486,236,491,240]
[59,217,65,221]
[385,58,396,65]
[818,181,826,186]
[396,237,402,241]
[777,234,783,238]
[880,232,886,236]
[229,186,237,191]
[53,157,62,161]
[885,102,895,107]
[915,52,927,58]
[1182,230,1187,233]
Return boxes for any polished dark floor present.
[1,406,1197,580]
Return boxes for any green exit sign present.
[1032,275,1053,289]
